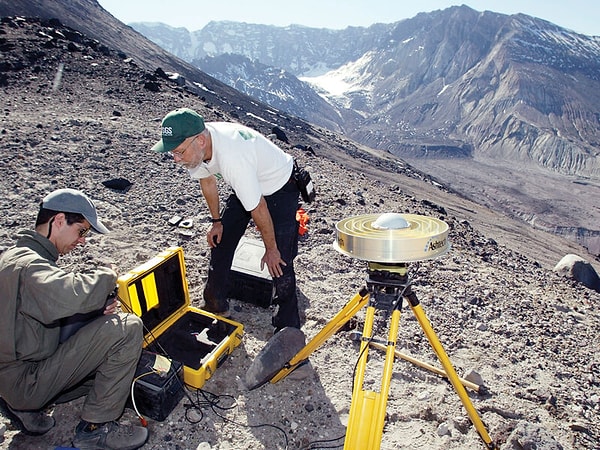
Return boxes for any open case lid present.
[117,247,189,333]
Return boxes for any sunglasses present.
[78,226,91,238]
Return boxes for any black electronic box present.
[129,351,184,421]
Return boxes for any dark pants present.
[203,180,300,330]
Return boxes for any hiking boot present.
[73,420,148,450]
[202,298,231,317]
[1,400,55,435]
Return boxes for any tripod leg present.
[344,307,401,450]
[409,301,498,450]
[368,341,482,392]
[270,287,370,384]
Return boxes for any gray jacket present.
[0,230,116,366]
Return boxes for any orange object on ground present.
[296,208,309,236]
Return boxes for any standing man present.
[0,188,148,450]
[152,108,301,333]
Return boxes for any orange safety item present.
[296,208,310,236]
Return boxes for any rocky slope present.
[0,15,599,450]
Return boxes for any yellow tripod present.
[271,262,498,450]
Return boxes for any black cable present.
[183,387,290,449]
[119,296,290,449]
[299,434,345,449]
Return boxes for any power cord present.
[119,294,291,448]
[299,434,345,449]
[130,371,154,427]
[184,387,290,449]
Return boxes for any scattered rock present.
[504,422,564,450]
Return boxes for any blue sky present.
[97,0,599,36]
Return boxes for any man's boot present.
[73,420,148,450]
[1,399,55,435]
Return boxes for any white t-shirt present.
[188,122,294,211]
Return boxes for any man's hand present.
[261,247,287,278]
[250,197,285,277]
[103,298,120,315]
[103,286,120,315]
[207,222,223,248]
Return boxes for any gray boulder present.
[553,254,600,292]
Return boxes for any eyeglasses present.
[78,226,91,238]
[171,135,198,158]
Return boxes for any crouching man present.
[0,188,148,450]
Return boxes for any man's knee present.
[95,313,143,348]
[121,314,144,345]
[125,313,143,332]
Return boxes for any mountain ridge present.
[132,5,600,178]
[129,8,600,181]
[128,7,600,256]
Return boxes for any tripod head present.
[366,262,411,312]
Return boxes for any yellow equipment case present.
[117,246,244,389]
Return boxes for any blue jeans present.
[203,179,300,330]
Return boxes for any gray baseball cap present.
[42,188,110,234]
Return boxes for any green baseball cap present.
[42,188,110,234]
[151,108,206,153]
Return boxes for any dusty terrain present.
[1,17,599,450]
[402,155,600,258]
